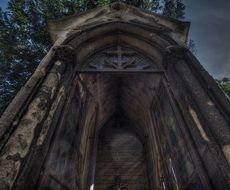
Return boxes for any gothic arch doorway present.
[76,72,162,190]
[36,44,210,190]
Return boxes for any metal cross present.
[105,46,135,69]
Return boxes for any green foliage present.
[216,78,230,97]
[0,0,51,114]
[110,0,161,11]
[163,0,185,19]
[0,0,186,114]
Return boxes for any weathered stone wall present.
[0,59,68,189]
[164,48,230,189]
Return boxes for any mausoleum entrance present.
[77,73,161,190]
[78,71,205,190]
[36,42,212,189]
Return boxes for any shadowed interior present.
[77,73,163,190]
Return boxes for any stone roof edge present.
[47,2,190,44]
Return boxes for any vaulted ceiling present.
[81,73,163,139]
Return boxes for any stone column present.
[0,44,76,190]
[166,46,230,189]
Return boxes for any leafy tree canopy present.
[216,78,230,98]
[0,0,187,114]
[163,0,185,19]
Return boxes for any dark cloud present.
[183,0,230,78]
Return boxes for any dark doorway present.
[94,118,149,190]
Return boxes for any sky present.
[183,0,230,79]
[0,0,229,79]
[0,0,8,10]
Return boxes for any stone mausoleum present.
[0,3,229,190]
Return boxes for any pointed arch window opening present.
[77,45,165,73]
